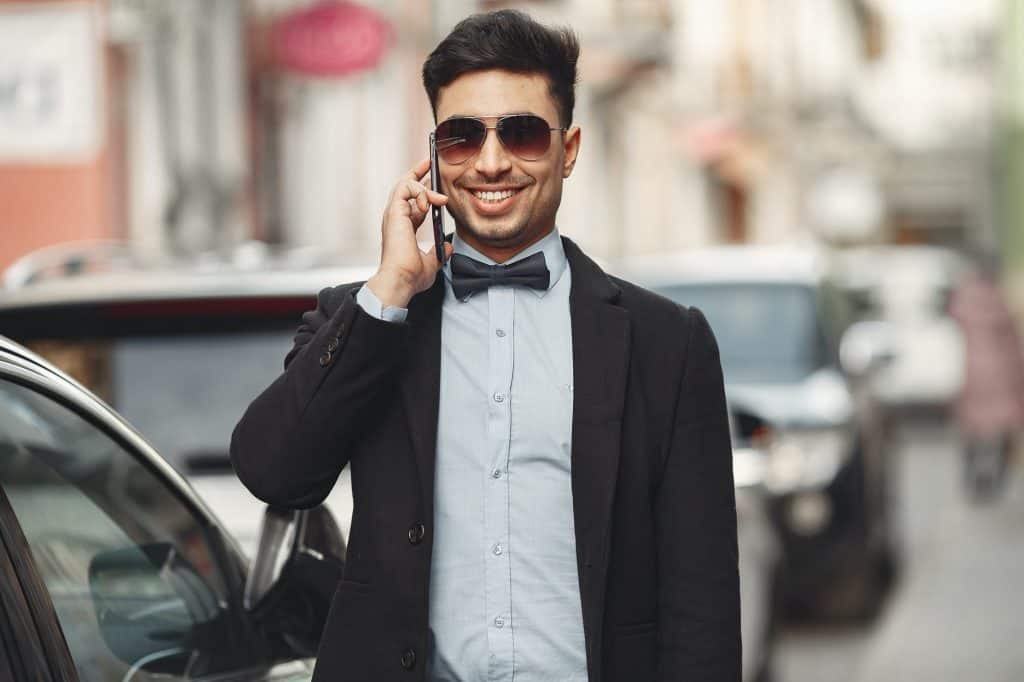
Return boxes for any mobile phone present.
[428,132,445,263]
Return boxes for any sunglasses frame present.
[434,114,567,164]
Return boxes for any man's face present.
[434,69,581,262]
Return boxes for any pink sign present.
[273,1,392,78]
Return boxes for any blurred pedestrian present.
[231,9,739,681]
[949,249,1024,501]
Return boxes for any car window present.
[656,283,828,384]
[28,330,294,473]
[0,375,243,681]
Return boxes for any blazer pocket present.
[613,620,656,637]
[336,577,373,594]
[609,622,656,682]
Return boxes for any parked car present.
[836,244,967,416]
[0,335,344,680]
[0,255,376,553]
[619,245,899,618]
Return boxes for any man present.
[231,9,740,682]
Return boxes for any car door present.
[0,356,311,681]
[0,481,78,681]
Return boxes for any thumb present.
[421,244,449,274]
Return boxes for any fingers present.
[419,240,455,271]
[407,192,429,225]
[409,158,442,189]
[396,178,447,209]
[408,157,431,180]
[383,162,447,235]
[411,158,446,198]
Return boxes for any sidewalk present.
[854,435,1024,682]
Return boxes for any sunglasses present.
[434,114,566,164]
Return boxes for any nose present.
[473,128,513,177]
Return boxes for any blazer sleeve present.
[654,306,741,681]
[230,284,411,508]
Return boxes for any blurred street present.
[778,420,1024,682]
[4,0,1024,679]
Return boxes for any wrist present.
[367,270,415,308]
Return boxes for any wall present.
[0,0,120,275]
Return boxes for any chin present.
[458,219,528,247]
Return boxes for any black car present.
[622,245,899,618]
[0,335,343,680]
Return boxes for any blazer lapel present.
[398,274,445,525]
[563,237,631,672]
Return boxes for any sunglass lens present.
[498,115,552,160]
[435,118,485,164]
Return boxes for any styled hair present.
[422,10,580,127]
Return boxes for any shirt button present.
[491,468,502,479]
[400,648,416,670]
[492,543,503,556]
[495,328,506,337]
[319,352,333,367]
[493,392,505,403]
[326,337,340,353]
[494,616,505,628]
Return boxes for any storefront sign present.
[273,1,392,78]
[0,3,103,162]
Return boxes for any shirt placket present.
[485,286,515,681]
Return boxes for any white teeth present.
[473,189,516,203]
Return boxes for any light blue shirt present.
[356,229,587,681]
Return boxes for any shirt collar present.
[443,228,568,300]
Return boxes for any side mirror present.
[730,406,769,444]
[89,543,219,674]
[839,320,897,378]
[244,504,346,656]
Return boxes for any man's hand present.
[367,158,454,308]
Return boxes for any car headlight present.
[764,427,852,494]
[732,446,769,489]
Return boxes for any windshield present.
[654,283,828,384]
[27,331,295,472]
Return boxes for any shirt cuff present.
[356,284,409,323]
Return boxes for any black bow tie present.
[450,252,550,300]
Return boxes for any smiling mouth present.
[471,188,523,204]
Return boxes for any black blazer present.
[231,237,740,682]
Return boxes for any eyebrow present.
[439,112,542,123]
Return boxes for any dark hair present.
[422,10,580,127]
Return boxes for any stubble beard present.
[447,194,559,256]
[452,214,530,250]
[446,174,552,253]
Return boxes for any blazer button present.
[319,352,333,367]
[400,648,416,670]
[327,337,340,353]
[407,523,425,545]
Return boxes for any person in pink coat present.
[949,254,1024,500]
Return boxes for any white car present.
[837,244,966,412]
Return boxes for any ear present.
[562,125,581,178]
